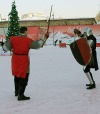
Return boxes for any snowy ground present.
[0,45,100,114]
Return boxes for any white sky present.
[0,0,100,19]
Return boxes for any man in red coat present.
[2,27,49,101]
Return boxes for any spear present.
[47,5,53,34]
[41,5,53,47]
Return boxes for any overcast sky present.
[0,0,100,19]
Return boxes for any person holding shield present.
[74,27,99,89]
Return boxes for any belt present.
[13,53,28,55]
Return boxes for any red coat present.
[10,36,33,78]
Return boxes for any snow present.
[46,31,72,45]
[0,45,100,114]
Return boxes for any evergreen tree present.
[6,0,20,40]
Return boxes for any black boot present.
[86,81,95,86]
[18,94,30,101]
[86,84,91,86]
[87,83,96,89]
[18,86,30,101]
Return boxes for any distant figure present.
[59,40,62,44]
[54,39,58,46]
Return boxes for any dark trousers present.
[14,73,29,95]
[84,65,91,73]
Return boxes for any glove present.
[45,32,49,39]
[0,42,4,47]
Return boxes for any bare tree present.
[95,11,100,22]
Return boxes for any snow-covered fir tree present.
[6,0,20,40]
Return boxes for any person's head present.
[74,28,81,37]
[20,27,27,35]
[84,27,93,37]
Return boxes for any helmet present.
[74,29,81,35]
[84,27,93,37]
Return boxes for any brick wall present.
[0,18,96,28]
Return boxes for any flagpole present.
[52,12,54,45]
